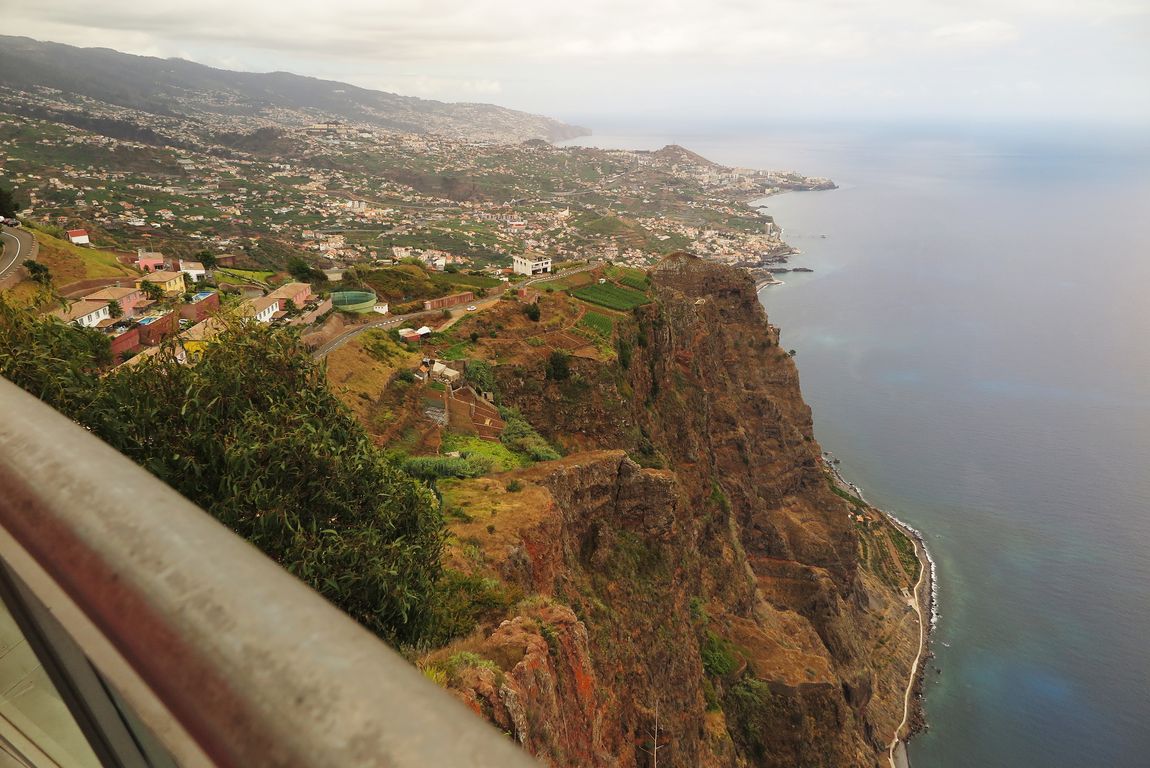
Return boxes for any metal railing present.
[0,377,538,768]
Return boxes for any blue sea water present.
[564,123,1150,767]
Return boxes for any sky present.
[6,0,1150,128]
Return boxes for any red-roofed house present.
[67,229,90,245]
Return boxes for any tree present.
[195,250,218,269]
[545,350,570,381]
[139,281,163,301]
[523,302,541,321]
[464,359,497,395]
[23,260,51,286]
[0,182,22,219]
[107,300,123,319]
[288,256,314,282]
[0,305,444,645]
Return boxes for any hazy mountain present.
[0,36,589,143]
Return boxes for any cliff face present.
[426,255,919,766]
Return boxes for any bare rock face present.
[429,254,919,767]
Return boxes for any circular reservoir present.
[330,290,377,313]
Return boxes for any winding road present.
[0,226,33,282]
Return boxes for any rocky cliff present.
[422,255,921,766]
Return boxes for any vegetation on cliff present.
[0,252,924,765]
[357,254,926,766]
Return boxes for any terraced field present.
[578,310,614,338]
[570,283,650,311]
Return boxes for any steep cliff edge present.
[420,255,922,766]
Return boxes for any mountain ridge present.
[0,35,589,143]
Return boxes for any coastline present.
[752,183,935,765]
[823,453,935,768]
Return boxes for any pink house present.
[83,286,144,318]
[266,282,313,309]
[135,248,165,272]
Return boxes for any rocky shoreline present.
[822,451,936,764]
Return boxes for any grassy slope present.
[2,230,140,305]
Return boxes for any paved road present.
[0,226,33,281]
[312,261,602,359]
[312,311,433,358]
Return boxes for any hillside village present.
[0,80,834,375]
[0,84,830,279]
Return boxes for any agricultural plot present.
[429,272,501,290]
[578,311,614,338]
[534,271,593,291]
[570,283,650,311]
[608,266,650,291]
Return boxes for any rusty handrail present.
[0,377,537,768]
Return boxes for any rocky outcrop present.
[427,254,920,766]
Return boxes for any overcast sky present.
[7,0,1150,128]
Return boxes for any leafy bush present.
[701,630,739,677]
[500,410,561,461]
[424,570,520,645]
[616,336,632,369]
[545,350,570,381]
[0,301,443,645]
[464,359,497,395]
[523,302,541,321]
[401,455,491,480]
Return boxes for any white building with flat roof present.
[513,253,552,276]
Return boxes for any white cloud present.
[4,0,1148,123]
[931,19,1019,47]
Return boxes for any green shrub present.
[701,631,739,677]
[402,455,491,480]
[465,359,497,395]
[425,570,520,644]
[500,410,561,461]
[545,350,570,381]
[0,302,443,645]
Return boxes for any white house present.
[66,229,90,245]
[52,300,110,328]
[431,361,461,384]
[247,297,281,324]
[513,253,552,276]
[178,259,208,283]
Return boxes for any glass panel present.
[0,598,101,768]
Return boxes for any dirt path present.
[886,520,930,768]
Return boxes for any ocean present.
[562,122,1150,766]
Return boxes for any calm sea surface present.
[564,123,1150,766]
